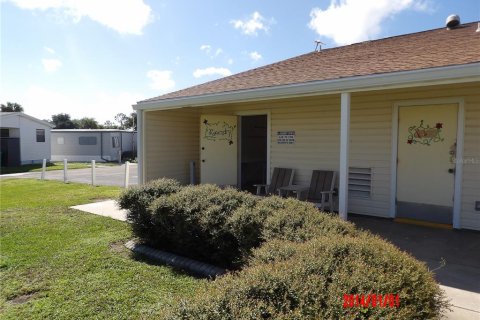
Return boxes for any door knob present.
[202,159,205,163]
[448,168,455,174]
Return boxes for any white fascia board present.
[133,63,480,111]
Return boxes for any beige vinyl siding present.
[144,108,199,184]
[348,100,392,217]
[461,89,480,230]
[143,82,480,230]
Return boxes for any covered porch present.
[136,82,480,231]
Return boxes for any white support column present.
[136,110,144,185]
[339,92,351,220]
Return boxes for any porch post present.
[137,110,144,185]
[339,92,351,220]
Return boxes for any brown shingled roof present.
[140,22,480,103]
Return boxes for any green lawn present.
[0,162,120,175]
[0,179,200,319]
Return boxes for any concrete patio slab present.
[70,200,127,221]
[351,215,480,320]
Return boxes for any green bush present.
[262,197,357,242]
[149,184,258,268]
[118,178,182,240]
[122,183,358,268]
[228,196,356,258]
[163,234,449,319]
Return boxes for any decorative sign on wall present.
[277,131,295,144]
[203,119,236,145]
[407,120,444,146]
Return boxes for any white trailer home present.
[0,112,53,166]
[51,129,136,162]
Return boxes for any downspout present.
[100,132,108,162]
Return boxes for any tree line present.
[1,102,136,130]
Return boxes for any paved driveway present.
[0,163,138,187]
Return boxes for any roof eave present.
[0,112,54,128]
[133,63,480,111]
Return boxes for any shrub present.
[121,150,136,161]
[149,185,258,268]
[262,197,357,242]
[123,182,358,268]
[118,178,182,240]
[227,196,356,259]
[163,234,449,319]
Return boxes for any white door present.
[396,104,458,224]
[200,115,238,186]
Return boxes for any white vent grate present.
[349,167,372,198]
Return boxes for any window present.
[57,137,64,144]
[79,136,97,145]
[0,129,9,138]
[348,167,372,198]
[112,136,120,148]
[36,129,45,142]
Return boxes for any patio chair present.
[255,167,294,196]
[305,170,337,212]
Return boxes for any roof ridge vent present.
[445,14,460,30]
[314,40,325,52]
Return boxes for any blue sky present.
[1,0,479,122]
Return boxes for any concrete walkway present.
[70,200,127,221]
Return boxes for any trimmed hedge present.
[163,234,449,319]
[118,178,181,240]
[120,180,448,318]
[149,184,258,267]
[119,181,356,268]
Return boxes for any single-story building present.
[51,129,137,162]
[0,112,53,166]
[133,21,480,230]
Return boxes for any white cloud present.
[9,85,142,122]
[249,51,262,61]
[146,70,175,92]
[8,0,152,35]
[200,45,223,58]
[42,58,62,72]
[44,46,55,54]
[231,11,271,36]
[200,44,212,54]
[308,0,432,45]
[227,58,234,65]
[193,67,232,78]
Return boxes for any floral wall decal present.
[203,118,236,145]
[407,120,444,146]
